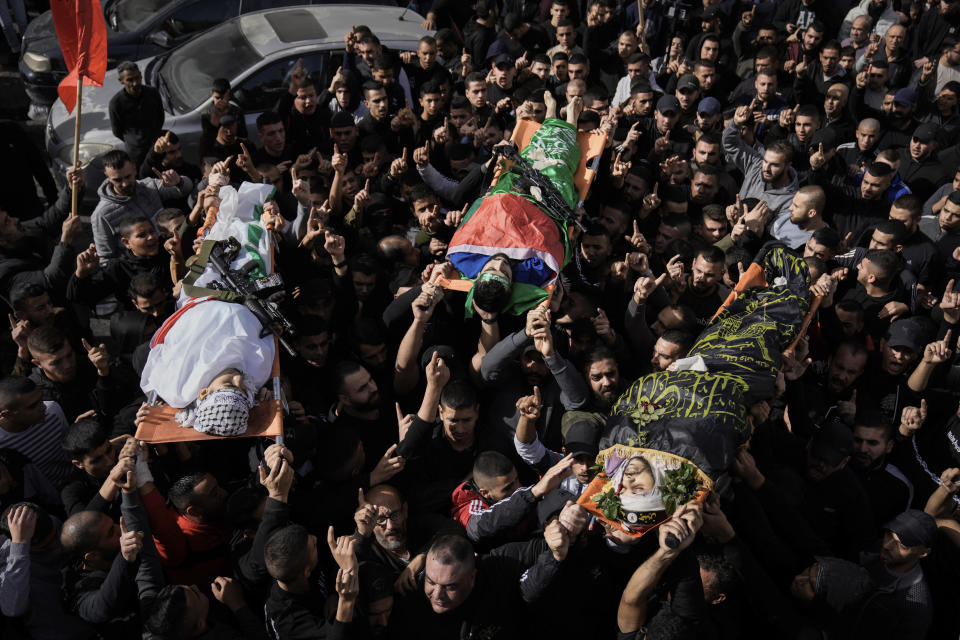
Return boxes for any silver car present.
[45,3,429,205]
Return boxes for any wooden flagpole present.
[70,79,83,218]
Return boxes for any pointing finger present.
[8,314,15,329]
[654,272,668,287]
[152,167,164,179]
[240,142,250,157]
[533,385,541,405]
[358,487,366,506]
[81,338,94,352]
[395,402,403,424]
[327,525,336,551]
[383,443,398,459]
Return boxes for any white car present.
[45,3,429,206]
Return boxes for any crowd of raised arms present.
[3,0,960,637]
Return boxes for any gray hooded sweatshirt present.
[722,120,805,248]
[90,176,192,264]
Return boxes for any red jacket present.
[141,487,228,587]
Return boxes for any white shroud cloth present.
[140,182,279,409]
[140,299,275,409]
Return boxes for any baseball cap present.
[894,87,918,106]
[492,53,515,67]
[677,74,700,93]
[810,422,854,466]
[912,122,939,143]
[218,113,237,126]
[563,420,600,459]
[697,96,721,116]
[883,509,938,548]
[657,94,681,114]
[885,318,924,353]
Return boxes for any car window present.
[234,52,329,114]
[160,20,262,113]
[111,0,175,31]
[163,0,242,39]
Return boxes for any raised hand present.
[289,58,307,90]
[152,167,181,188]
[544,519,571,562]
[323,230,346,263]
[164,227,182,257]
[7,504,37,543]
[389,148,410,178]
[413,141,431,168]
[641,182,660,214]
[396,402,414,441]
[653,129,671,154]
[836,389,857,424]
[327,525,360,572]
[258,455,294,501]
[354,488,378,536]
[922,330,954,365]
[370,444,405,485]
[424,350,451,389]
[515,385,542,421]
[118,516,144,562]
[153,130,174,154]
[75,244,100,278]
[82,338,110,376]
[940,279,960,324]
[899,399,927,437]
[531,454,574,498]
[633,271,667,304]
[353,179,372,213]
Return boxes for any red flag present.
[50,0,108,113]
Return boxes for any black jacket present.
[388,537,562,640]
[0,186,78,298]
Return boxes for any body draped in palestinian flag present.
[139,183,277,436]
[446,118,580,315]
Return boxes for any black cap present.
[420,344,458,373]
[563,420,600,459]
[657,94,681,114]
[883,509,938,548]
[218,113,237,126]
[810,422,854,466]
[492,53,514,67]
[912,122,939,143]
[885,318,923,353]
[677,74,700,94]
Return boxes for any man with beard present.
[353,484,461,612]
[859,319,926,423]
[851,414,912,528]
[897,123,949,202]
[650,330,695,372]
[724,109,801,247]
[785,185,828,249]
[330,361,398,481]
[108,62,164,166]
[876,87,921,150]
[784,339,868,437]
[677,247,729,327]
[91,150,192,265]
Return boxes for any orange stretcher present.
[435,119,609,305]
[134,200,286,444]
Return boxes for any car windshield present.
[113,0,174,31]
[158,21,262,113]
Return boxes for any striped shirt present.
[0,402,73,490]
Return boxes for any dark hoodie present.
[65,251,169,309]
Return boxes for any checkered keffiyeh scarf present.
[189,389,250,436]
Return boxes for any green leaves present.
[660,462,701,516]
[592,486,624,522]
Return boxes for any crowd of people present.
[2,0,960,637]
